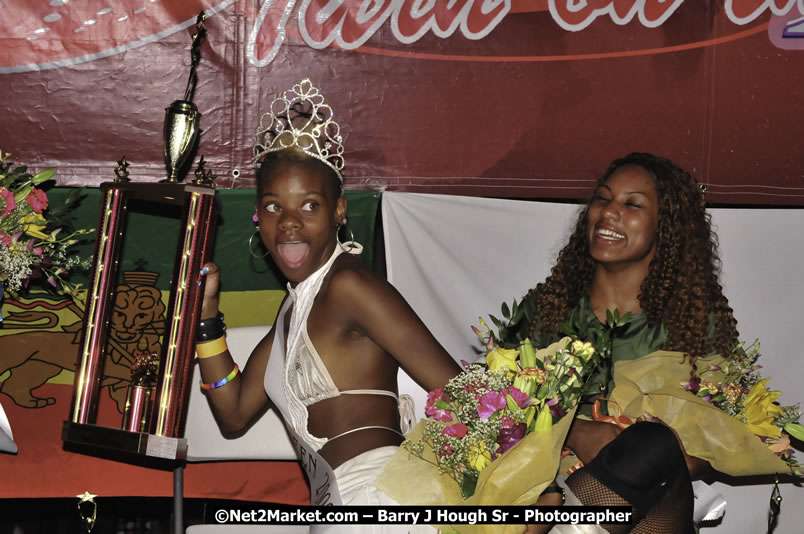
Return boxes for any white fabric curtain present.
[383,191,803,534]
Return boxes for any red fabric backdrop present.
[0,0,802,204]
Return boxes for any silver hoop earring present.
[249,229,269,258]
[337,221,364,255]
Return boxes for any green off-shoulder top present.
[504,294,671,417]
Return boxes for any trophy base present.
[62,421,187,461]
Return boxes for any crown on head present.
[254,78,345,182]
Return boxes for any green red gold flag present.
[0,187,380,501]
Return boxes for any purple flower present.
[683,376,701,394]
[547,397,566,418]
[497,423,527,454]
[478,391,506,419]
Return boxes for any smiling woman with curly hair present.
[521,152,738,369]
[510,153,740,534]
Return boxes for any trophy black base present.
[62,421,187,462]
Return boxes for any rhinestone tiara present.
[254,78,345,183]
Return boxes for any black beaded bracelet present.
[197,311,226,342]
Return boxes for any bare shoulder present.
[325,254,395,300]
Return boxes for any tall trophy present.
[63,12,218,462]
[163,13,206,182]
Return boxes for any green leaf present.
[460,470,479,499]
[505,394,520,413]
[501,301,511,320]
[489,314,502,329]
[31,169,55,185]
[434,399,453,411]
[13,184,32,203]
[605,309,614,326]
[784,422,804,441]
[510,306,525,326]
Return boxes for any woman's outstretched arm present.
[196,262,273,433]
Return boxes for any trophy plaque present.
[63,13,216,461]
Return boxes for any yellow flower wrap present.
[376,406,576,534]
[609,351,793,476]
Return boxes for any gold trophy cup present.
[163,100,200,182]
[162,12,206,182]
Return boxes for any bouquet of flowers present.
[407,324,598,499]
[0,151,93,302]
[680,341,803,474]
[606,342,803,477]
[377,301,612,534]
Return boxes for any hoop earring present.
[249,229,269,258]
[337,220,364,255]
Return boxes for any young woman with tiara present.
[506,153,740,533]
[194,79,461,531]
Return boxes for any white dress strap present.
[339,389,398,398]
[334,390,416,438]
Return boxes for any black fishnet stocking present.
[565,422,694,534]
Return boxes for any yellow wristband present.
[196,336,228,359]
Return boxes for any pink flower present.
[0,187,15,216]
[505,387,531,408]
[0,232,11,246]
[477,391,506,419]
[439,443,453,457]
[425,388,453,422]
[500,415,516,428]
[442,423,468,438]
[26,188,48,214]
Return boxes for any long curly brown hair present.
[527,152,739,369]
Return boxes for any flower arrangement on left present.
[0,151,93,303]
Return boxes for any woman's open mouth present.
[277,241,310,268]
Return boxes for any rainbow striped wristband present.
[200,364,240,390]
